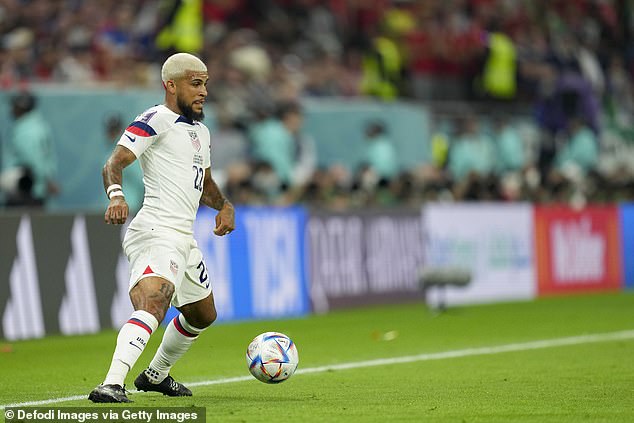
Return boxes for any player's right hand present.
[105,197,129,225]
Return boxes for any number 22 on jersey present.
[193,165,204,191]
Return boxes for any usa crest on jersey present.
[188,130,201,152]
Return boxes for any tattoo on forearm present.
[102,146,136,194]
[102,158,124,193]
[202,177,227,210]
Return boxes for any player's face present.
[175,71,208,121]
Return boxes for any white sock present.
[145,314,205,384]
[103,310,159,386]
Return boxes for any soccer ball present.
[246,332,299,383]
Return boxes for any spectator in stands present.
[447,114,496,183]
[155,0,204,55]
[479,26,517,100]
[535,24,602,135]
[494,115,525,175]
[207,31,275,129]
[554,115,599,179]
[55,44,97,85]
[0,0,632,207]
[360,28,405,100]
[492,115,528,201]
[1,91,59,207]
[1,27,35,84]
[207,109,249,190]
[303,51,347,97]
[282,102,317,189]
[604,53,634,136]
[363,120,399,181]
[534,69,600,183]
[249,101,316,189]
[248,105,294,186]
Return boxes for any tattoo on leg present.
[130,279,174,322]
[160,282,174,300]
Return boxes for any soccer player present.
[88,53,235,403]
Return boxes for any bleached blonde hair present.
[161,53,207,84]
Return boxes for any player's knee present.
[145,303,170,323]
[133,299,170,323]
[198,307,217,328]
[207,307,217,326]
[188,306,216,329]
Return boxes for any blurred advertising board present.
[0,207,309,340]
[422,203,536,306]
[620,204,634,289]
[534,206,622,295]
[306,209,424,313]
[0,214,127,340]
[193,206,309,321]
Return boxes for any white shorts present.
[123,229,212,308]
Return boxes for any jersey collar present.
[175,115,197,125]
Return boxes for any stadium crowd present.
[1,0,634,209]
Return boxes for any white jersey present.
[117,104,211,235]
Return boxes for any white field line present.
[2,329,633,410]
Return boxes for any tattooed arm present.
[201,167,235,236]
[103,145,137,225]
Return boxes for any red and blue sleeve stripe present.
[126,121,157,137]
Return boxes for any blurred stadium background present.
[1,1,634,420]
[0,0,633,354]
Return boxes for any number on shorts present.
[197,260,208,285]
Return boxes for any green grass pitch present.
[1,292,633,422]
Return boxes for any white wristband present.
[107,184,122,195]
[109,190,125,200]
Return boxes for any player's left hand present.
[105,197,129,225]
[214,201,235,236]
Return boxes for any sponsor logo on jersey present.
[188,130,201,152]
[124,133,136,143]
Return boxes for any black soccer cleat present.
[134,371,192,397]
[88,384,131,403]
